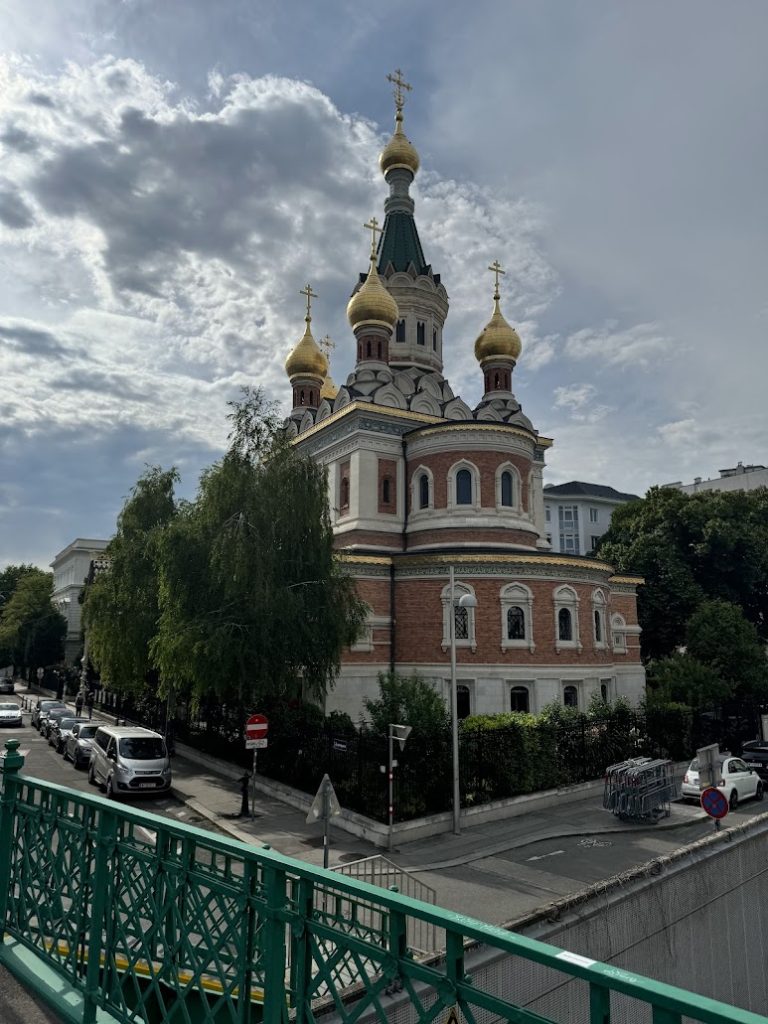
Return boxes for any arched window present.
[494,372,500,389]
[554,585,580,650]
[441,582,477,651]
[456,469,472,505]
[299,390,306,405]
[377,341,382,359]
[396,319,405,343]
[382,477,391,505]
[432,328,438,351]
[501,471,514,507]
[600,683,608,703]
[507,606,525,640]
[340,477,350,510]
[457,684,471,720]
[594,609,602,643]
[500,583,534,651]
[510,686,530,713]
[563,685,578,708]
[612,614,627,652]
[366,340,371,358]
[417,321,425,345]
[558,607,572,641]
[419,473,429,509]
[592,589,607,648]
[454,606,469,640]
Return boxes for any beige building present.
[50,538,109,664]
[664,462,768,495]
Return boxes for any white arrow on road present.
[526,850,565,862]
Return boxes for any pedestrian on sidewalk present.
[74,691,84,717]
[85,690,94,720]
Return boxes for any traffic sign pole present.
[244,715,269,819]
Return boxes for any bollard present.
[239,773,250,818]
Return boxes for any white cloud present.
[564,321,670,367]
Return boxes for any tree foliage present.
[363,672,450,736]
[0,569,66,671]
[685,599,767,699]
[150,388,366,705]
[645,652,731,709]
[597,486,768,662]
[84,466,179,694]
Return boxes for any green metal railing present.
[0,738,766,1024]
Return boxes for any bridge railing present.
[0,738,766,1024]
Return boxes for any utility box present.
[695,744,720,791]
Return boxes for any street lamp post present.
[449,565,477,836]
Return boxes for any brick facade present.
[408,449,531,511]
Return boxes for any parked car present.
[89,726,172,798]
[64,722,99,768]
[41,706,72,740]
[0,702,23,727]
[32,699,65,731]
[681,753,764,809]
[49,716,88,754]
[740,740,768,782]
[0,678,14,695]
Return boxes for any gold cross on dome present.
[363,216,383,257]
[488,260,506,297]
[387,68,412,111]
[299,283,318,320]
[319,335,335,360]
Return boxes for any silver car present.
[31,699,65,730]
[64,721,98,768]
[50,716,88,754]
[89,726,172,798]
[0,701,22,727]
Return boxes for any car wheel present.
[106,776,118,800]
[88,763,96,786]
[729,790,739,811]
[756,782,764,801]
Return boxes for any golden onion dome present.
[379,110,420,177]
[285,318,328,382]
[320,372,338,401]
[474,294,522,366]
[346,256,399,331]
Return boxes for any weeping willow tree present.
[150,388,366,706]
[84,466,179,694]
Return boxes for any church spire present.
[377,68,426,274]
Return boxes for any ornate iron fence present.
[1,738,765,1024]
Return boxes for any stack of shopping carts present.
[603,757,678,822]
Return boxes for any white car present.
[682,753,764,810]
[0,701,23,727]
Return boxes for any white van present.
[89,725,172,798]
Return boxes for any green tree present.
[0,563,40,664]
[645,652,730,709]
[0,570,66,673]
[84,466,179,694]
[597,486,768,660]
[685,599,768,699]
[363,672,450,736]
[151,388,366,705]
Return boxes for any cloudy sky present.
[1,1,766,569]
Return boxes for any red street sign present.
[700,786,728,820]
[245,714,268,740]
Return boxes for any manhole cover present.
[337,853,361,863]
[301,836,326,848]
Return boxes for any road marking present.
[526,850,565,862]
[578,837,613,849]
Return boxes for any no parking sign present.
[700,786,728,820]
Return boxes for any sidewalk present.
[15,683,711,868]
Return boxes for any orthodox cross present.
[319,335,335,361]
[387,68,412,111]
[488,260,506,297]
[299,283,317,321]
[363,216,383,258]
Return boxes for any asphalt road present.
[422,797,762,926]
[0,712,207,842]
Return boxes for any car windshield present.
[119,737,166,760]
[49,708,69,720]
[690,757,725,772]
[0,703,19,711]
[77,726,97,739]
[40,701,61,710]
[58,718,77,730]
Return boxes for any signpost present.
[244,714,268,818]
[306,773,341,868]
[700,786,728,831]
